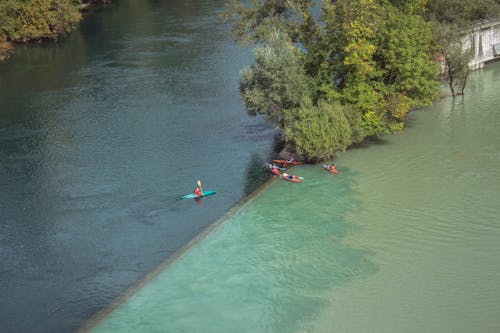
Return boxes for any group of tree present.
[223,0,500,161]
[0,0,113,61]
[0,0,113,44]
[0,0,80,44]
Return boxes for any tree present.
[239,30,312,129]
[425,0,500,97]
[0,0,81,43]
[221,0,315,45]
[283,99,354,161]
[432,22,472,96]
[375,6,439,122]
[322,0,438,135]
[426,0,500,24]
[226,0,441,160]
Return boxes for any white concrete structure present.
[465,19,500,70]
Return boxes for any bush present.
[283,99,355,161]
[0,0,81,43]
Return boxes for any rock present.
[278,142,306,162]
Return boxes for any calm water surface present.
[88,62,500,333]
[0,1,275,333]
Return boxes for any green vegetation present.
[283,99,358,161]
[0,0,113,61]
[0,0,81,43]
[0,0,78,61]
[224,0,438,160]
[224,0,500,160]
[426,0,500,96]
[239,30,312,130]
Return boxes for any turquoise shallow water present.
[87,63,500,332]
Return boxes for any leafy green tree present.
[322,0,438,135]
[426,0,500,24]
[375,5,439,122]
[221,0,315,45]
[283,99,354,161]
[226,0,441,160]
[319,0,387,136]
[239,30,312,129]
[425,0,499,97]
[432,22,472,96]
[0,0,81,43]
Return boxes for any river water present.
[86,61,500,333]
[2,2,500,333]
[0,1,276,333]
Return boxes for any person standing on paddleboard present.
[193,180,204,197]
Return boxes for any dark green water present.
[0,2,276,333]
[87,62,500,333]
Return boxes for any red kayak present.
[323,165,340,174]
[280,173,303,183]
[273,159,304,166]
[267,164,281,175]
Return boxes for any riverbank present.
[0,0,113,63]
[0,38,13,62]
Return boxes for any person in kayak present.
[283,173,295,180]
[330,163,339,174]
[193,180,204,197]
[282,156,294,167]
[269,164,280,175]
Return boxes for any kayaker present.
[269,164,280,175]
[193,180,204,197]
[282,156,294,167]
[330,163,339,174]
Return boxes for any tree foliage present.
[224,0,476,160]
[221,0,315,45]
[432,22,472,96]
[239,30,312,128]
[321,0,438,136]
[425,0,500,25]
[425,0,499,97]
[283,99,355,161]
[0,0,81,43]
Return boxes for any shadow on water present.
[241,131,288,196]
[242,153,273,196]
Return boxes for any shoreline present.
[76,176,278,333]
[0,40,13,62]
[0,0,113,64]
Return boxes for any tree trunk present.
[460,70,469,95]
[446,58,456,96]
